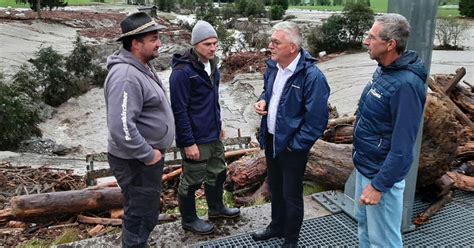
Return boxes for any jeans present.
[355,170,405,248]
[108,153,164,248]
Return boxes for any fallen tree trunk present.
[446,172,474,192]
[10,187,123,220]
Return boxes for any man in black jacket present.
[169,20,240,235]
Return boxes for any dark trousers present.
[108,153,164,248]
[265,133,308,243]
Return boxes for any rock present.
[18,138,57,155]
[52,144,71,156]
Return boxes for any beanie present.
[191,20,218,45]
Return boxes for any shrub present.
[245,0,266,17]
[343,2,374,47]
[435,17,467,50]
[316,0,331,6]
[269,5,286,20]
[16,0,68,11]
[0,82,41,150]
[307,2,374,55]
[459,0,474,17]
[274,0,289,10]
[307,14,348,55]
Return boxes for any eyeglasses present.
[269,39,290,47]
[364,32,389,42]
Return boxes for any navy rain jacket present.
[353,50,427,192]
[169,48,222,148]
[258,49,330,157]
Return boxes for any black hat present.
[117,12,165,41]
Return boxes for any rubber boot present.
[205,172,240,219]
[178,194,214,235]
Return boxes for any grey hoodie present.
[104,48,175,163]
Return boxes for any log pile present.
[225,68,474,216]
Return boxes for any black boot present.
[178,194,214,235]
[205,172,240,219]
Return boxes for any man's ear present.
[387,39,397,52]
[290,43,298,54]
[131,38,141,51]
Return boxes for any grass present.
[18,228,82,248]
[289,0,460,17]
[0,0,115,8]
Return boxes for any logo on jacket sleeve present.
[369,88,382,99]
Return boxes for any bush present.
[245,0,266,17]
[307,15,348,55]
[316,0,331,6]
[156,0,174,12]
[307,2,374,55]
[221,4,238,20]
[273,0,288,10]
[0,82,41,150]
[269,5,285,20]
[16,0,67,11]
[435,17,467,50]
[12,38,105,107]
[459,0,474,17]
[343,2,374,47]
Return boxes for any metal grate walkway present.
[191,191,474,247]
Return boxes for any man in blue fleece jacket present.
[353,14,427,247]
[169,20,240,235]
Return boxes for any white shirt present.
[267,53,301,134]
[203,61,211,76]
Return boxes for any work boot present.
[178,194,215,235]
[205,172,240,219]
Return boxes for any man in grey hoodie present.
[104,12,175,248]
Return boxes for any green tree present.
[196,0,219,25]
[269,4,285,20]
[307,14,348,54]
[245,0,266,17]
[156,0,174,12]
[274,0,289,10]
[16,0,67,11]
[236,0,248,15]
[0,82,41,150]
[307,2,373,55]
[459,0,474,17]
[316,0,331,6]
[343,2,374,46]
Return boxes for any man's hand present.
[359,184,382,206]
[255,100,267,116]
[220,129,225,140]
[184,144,200,160]
[145,149,162,166]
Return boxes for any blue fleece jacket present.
[352,50,427,193]
[169,48,222,148]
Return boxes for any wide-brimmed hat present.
[117,12,165,42]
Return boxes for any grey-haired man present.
[104,12,175,247]
[354,13,427,247]
[169,20,240,235]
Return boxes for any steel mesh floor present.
[191,191,474,247]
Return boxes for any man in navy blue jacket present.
[169,20,240,235]
[353,14,427,247]
[252,21,330,247]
